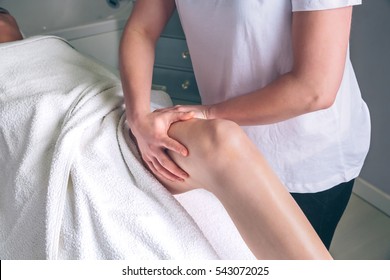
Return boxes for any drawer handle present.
[181,50,190,59]
[181,80,190,90]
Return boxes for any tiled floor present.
[330,193,390,260]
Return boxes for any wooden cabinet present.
[152,10,201,105]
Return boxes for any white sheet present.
[0,36,254,260]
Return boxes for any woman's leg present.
[0,10,23,43]
[152,118,332,260]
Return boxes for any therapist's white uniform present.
[175,0,370,194]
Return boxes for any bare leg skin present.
[0,12,23,43]
[152,118,332,260]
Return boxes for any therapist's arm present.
[205,7,353,125]
[119,0,194,182]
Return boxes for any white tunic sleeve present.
[292,0,362,11]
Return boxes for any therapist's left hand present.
[161,104,210,120]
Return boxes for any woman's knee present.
[172,119,248,175]
[167,118,247,177]
[164,119,247,193]
[198,119,248,158]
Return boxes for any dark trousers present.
[290,179,354,249]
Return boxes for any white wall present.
[350,0,390,212]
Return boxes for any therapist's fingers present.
[130,109,195,182]
[170,110,195,124]
[157,105,208,120]
[162,134,189,157]
[149,148,188,182]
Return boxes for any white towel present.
[0,36,253,259]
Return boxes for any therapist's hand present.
[162,104,211,120]
[129,108,195,182]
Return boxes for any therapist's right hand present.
[129,108,195,182]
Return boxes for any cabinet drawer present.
[152,67,201,104]
[155,37,193,70]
